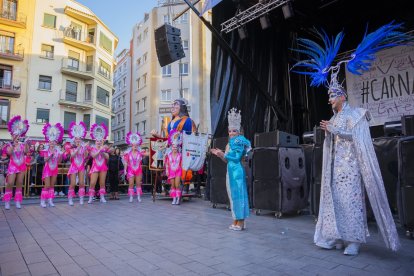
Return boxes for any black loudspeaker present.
[397,137,414,236]
[313,126,325,145]
[402,115,414,136]
[154,24,185,67]
[310,145,323,216]
[209,137,229,206]
[254,130,299,147]
[252,147,308,215]
[370,125,385,138]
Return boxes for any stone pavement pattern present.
[1,197,414,276]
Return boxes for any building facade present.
[131,0,211,144]
[25,0,117,140]
[0,0,36,139]
[112,49,131,148]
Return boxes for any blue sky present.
[76,0,158,55]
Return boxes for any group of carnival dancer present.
[1,98,196,209]
[1,20,411,256]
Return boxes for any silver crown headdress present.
[227,108,242,131]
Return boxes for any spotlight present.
[282,2,294,19]
[259,14,271,30]
[238,25,248,40]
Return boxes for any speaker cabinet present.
[254,130,299,148]
[154,24,185,67]
[402,115,414,136]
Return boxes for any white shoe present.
[175,197,181,205]
[344,243,360,256]
[54,191,58,196]
[100,195,106,203]
[40,200,47,208]
[137,195,142,203]
[48,199,55,207]
[129,196,133,203]
[172,198,177,205]
[79,197,84,205]
[68,198,74,206]
[15,202,21,209]
[59,191,65,196]
[88,196,93,204]
[5,201,10,210]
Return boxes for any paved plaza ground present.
[1,196,414,276]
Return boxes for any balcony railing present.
[63,27,95,44]
[61,58,94,80]
[0,78,21,97]
[0,10,26,27]
[58,89,93,110]
[0,49,24,61]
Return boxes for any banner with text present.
[346,45,414,126]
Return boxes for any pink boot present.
[79,188,85,205]
[3,189,12,210]
[136,187,142,202]
[68,189,75,206]
[40,188,48,208]
[128,188,135,203]
[170,188,176,205]
[99,188,106,203]
[14,189,23,209]
[88,189,95,204]
[48,188,55,207]
[176,190,182,205]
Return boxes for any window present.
[43,13,56,28]
[68,50,80,70]
[161,89,172,102]
[136,100,140,113]
[137,34,142,44]
[123,77,126,87]
[162,65,172,77]
[95,115,109,127]
[65,80,78,102]
[117,114,120,125]
[122,112,125,122]
[64,111,76,130]
[137,78,141,90]
[163,14,170,24]
[122,95,126,105]
[0,65,12,89]
[85,84,92,101]
[83,114,90,130]
[136,58,141,67]
[143,53,148,63]
[97,86,110,106]
[1,0,17,20]
[182,40,189,50]
[36,108,49,123]
[182,88,190,101]
[179,63,189,76]
[142,73,147,86]
[143,28,148,39]
[142,97,146,110]
[86,56,93,72]
[117,98,121,107]
[123,63,127,70]
[41,44,54,58]
[98,59,111,79]
[0,100,10,126]
[117,131,121,140]
[135,123,140,132]
[142,120,146,134]
[38,75,52,90]
[121,130,125,140]
[180,12,188,24]
[114,132,118,141]
[99,32,112,54]
[0,34,15,54]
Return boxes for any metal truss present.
[221,0,290,33]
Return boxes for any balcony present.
[64,6,96,25]
[0,10,26,28]
[58,89,93,110]
[0,78,21,98]
[62,27,96,51]
[61,58,94,80]
[0,49,24,61]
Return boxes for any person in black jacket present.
[108,148,124,200]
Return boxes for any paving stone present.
[28,261,57,276]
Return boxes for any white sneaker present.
[100,195,106,203]
[129,196,133,203]
[40,200,46,208]
[88,196,93,204]
[48,199,55,207]
[137,195,141,203]
[79,197,84,205]
[59,191,65,196]
[5,201,10,210]
[68,198,74,206]
[54,191,58,196]
[172,198,177,205]
[344,243,360,256]
[175,197,181,205]
[15,202,21,209]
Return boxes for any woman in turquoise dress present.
[211,108,251,231]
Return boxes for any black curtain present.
[209,0,414,141]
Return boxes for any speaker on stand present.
[154,24,185,67]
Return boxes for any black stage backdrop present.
[210,0,414,140]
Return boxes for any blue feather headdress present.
[292,21,414,97]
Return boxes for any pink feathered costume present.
[89,146,108,174]
[42,148,62,179]
[68,146,87,175]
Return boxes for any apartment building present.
[0,0,35,139]
[25,0,117,139]
[131,0,211,143]
[112,49,131,148]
